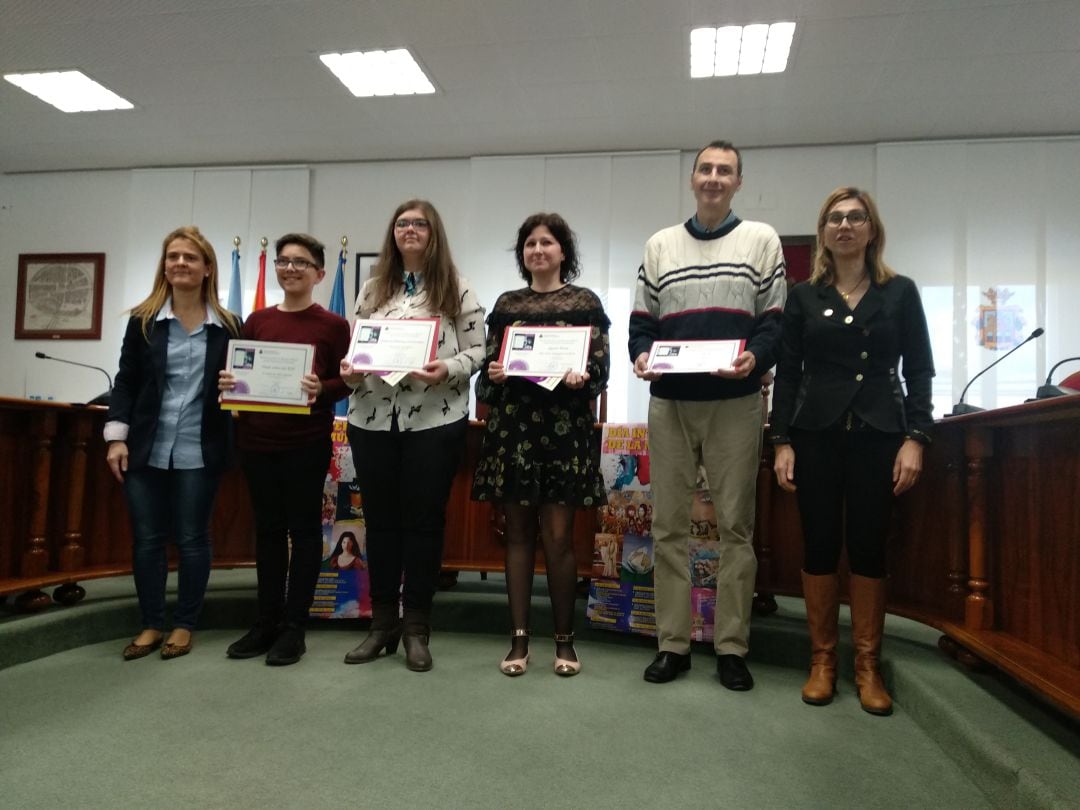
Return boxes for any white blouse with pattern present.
[346,276,486,432]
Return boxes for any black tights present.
[503,503,578,660]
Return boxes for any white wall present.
[2,137,1077,417]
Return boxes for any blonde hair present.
[130,226,241,339]
[368,199,462,317]
[810,187,895,287]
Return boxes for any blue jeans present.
[124,466,221,630]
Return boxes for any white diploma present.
[221,339,314,414]
[645,339,746,374]
[347,318,439,374]
[500,325,591,379]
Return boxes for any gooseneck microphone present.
[950,327,1044,416]
[33,351,113,405]
[1035,355,1080,399]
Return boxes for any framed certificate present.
[499,325,591,378]
[347,317,439,373]
[645,339,746,374]
[221,340,315,414]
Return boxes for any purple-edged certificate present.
[347,317,439,373]
[499,325,591,378]
[645,339,746,373]
[221,339,314,414]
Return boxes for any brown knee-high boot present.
[800,571,839,705]
[849,574,893,715]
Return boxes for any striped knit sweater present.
[628,216,787,401]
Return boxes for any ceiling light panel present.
[320,49,436,97]
[4,70,134,112]
[690,22,796,78]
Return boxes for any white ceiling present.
[1,0,1077,174]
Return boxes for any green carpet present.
[1,571,1077,809]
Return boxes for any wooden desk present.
[754,395,1080,717]
[0,399,593,610]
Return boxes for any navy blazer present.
[107,314,238,473]
[768,275,934,445]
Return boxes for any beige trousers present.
[648,394,761,656]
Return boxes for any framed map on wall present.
[15,253,105,340]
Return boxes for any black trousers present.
[241,437,332,625]
[790,426,903,578]
[348,418,467,613]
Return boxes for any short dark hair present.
[276,233,325,268]
[514,213,581,284]
[692,140,742,177]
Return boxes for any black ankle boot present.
[345,605,402,664]
[265,623,306,666]
[227,621,279,659]
[402,609,432,672]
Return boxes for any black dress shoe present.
[643,651,691,683]
[717,654,754,691]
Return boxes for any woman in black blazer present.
[769,188,934,715]
[105,226,241,660]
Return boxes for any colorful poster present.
[587,424,718,640]
[310,418,372,619]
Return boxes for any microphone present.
[1035,356,1080,399]
[950,327,1044,416]
[34,351,113,406]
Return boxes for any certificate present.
[645,339,746,374]
[499,325,591,379]
[347,318,439,374]
[221,339,314,414]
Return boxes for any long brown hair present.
[130,226,241,338]
[368,199,462,317]
[810,187,896,286]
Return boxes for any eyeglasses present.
[274,257,317,271]
[394,218,430,231]
[824,210,870,227]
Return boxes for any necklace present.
[838,273,867,302]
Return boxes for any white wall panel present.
[0,170,131,401]
[608,152,682,424]
[3,137,1078,414]
[310,160,472,311]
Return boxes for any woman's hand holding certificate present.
[345,318,439,387]
[499,325,591,388]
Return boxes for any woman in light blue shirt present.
[105,226,241,660]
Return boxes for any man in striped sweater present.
[629,141,787,690]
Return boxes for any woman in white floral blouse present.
[340,199,485,672]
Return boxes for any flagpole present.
[330,236,349,417]
[227,235,243,318]
[253,237,268,312]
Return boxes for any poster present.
[310,418,372,619]
[586,424,718,641]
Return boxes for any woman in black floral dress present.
[473,213,610,677]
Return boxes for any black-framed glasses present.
[394,218,430,231]
[274,257,316,271]
[825,210,870,227]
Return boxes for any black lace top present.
[472,285,610,506]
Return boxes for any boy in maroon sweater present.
[220,233,351,665]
